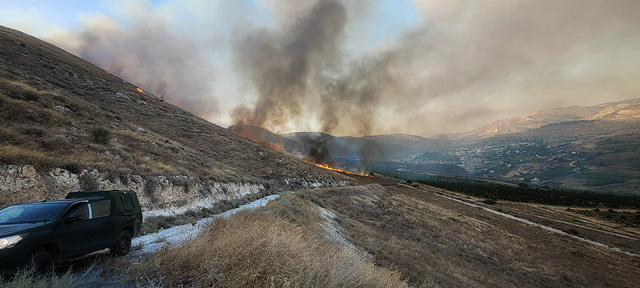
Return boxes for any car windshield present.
[0,202,68,224]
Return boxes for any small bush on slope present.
[133,212,407,287]
[89,126,111,145]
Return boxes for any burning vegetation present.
[228,125,377,177]
[314,163,372,177]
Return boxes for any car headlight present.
[0,233,27,249]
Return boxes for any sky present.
[1,0,639,137]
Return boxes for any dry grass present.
[133,203,407,287]
[0,144,51,168]
[0,267,94,288]
[310,179,640,287]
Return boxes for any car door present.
[61,200,116,257]
[87,199,116,249]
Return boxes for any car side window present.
[68,200,110,220]
[90,200,111,218]
[71,203,89,219]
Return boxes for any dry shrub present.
[0,127,18,143]
[43,136,67,150]
[2,80,41,101]
[0,267,93,288]
[133,212,407,287]
[89,126,111,145]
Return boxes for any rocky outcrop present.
[0,165,44,206]
[0,164,350,215]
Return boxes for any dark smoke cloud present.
[233,0,396,137]
[318,55,395,136]
[32,0,640,138]
[232,0,347,130]
[53,16,218,118]
[235,0,640,137]
[307,136,333,164]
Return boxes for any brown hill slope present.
[0,25,350,207]
[462,97,640,139]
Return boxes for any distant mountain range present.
[230,97,640,194]
[457,97,640,139]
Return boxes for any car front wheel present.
[111,230,132,256]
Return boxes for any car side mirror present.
[65,213,83,222]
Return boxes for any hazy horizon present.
[2,0,639,137]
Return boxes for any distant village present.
[396,138,604,188]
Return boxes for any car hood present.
[0,222,46,237]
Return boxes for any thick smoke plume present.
[231,0,391,168]
[232,0,347,132]
[52,16,218,118]
[37,0,640,138]
[232,0,640,137]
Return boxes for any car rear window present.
[89,200,111,218]
[69,200,111,220]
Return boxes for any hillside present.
[361,134,452,150]
[459,120,640,193]
[0,25,351,209]
[459,98,640,139]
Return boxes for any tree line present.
[376,170,640,208]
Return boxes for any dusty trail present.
[510,205,640,240]
[131,194,280,255]
[414,184,640,258]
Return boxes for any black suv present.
[0,190,142,272]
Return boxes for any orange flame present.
[314,163,373,177]
[136,87,147,95]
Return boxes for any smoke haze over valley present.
[2,0,640,136]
